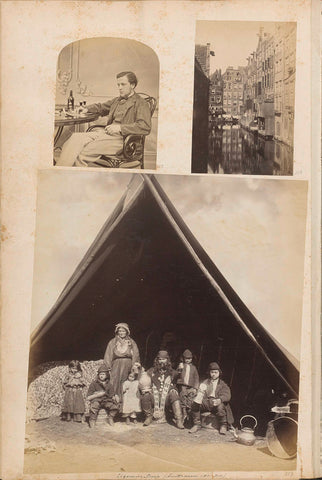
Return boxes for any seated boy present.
[189,362,234,434]
[87,364,119,427]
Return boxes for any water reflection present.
[208,126,293,175]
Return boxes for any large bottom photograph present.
[24,171,307,476]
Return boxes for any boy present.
[87,364,119,427]
[189,362,234,434]
[177,349,199,421]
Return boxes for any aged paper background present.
[0,0,319,479]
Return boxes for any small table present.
[54,111,100,147]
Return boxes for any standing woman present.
[104,323,140,399]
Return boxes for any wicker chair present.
[86,93,157,169]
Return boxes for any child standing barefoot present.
[122,372,141,425]
[61,360,86,422]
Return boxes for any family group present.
[61,323,233,434]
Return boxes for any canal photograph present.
[192,21,296,175]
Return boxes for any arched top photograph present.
[54,37,159,170]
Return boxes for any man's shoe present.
[107,417,114,427]
[143,415,153,426]
[172,400,185,429]
[89,419,96,428]
[219,424,227,435]
[108,416,115,427]
[125,417,131,425]
[189,424,201,433]
[176,418,185,429]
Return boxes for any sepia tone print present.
[54,38,159,170]
[192,22,296,175]
[25,172,307,475]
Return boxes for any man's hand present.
[79,107,88,114]
[87,391,105,401]
[212,398,222,407]
[105,124,121,136]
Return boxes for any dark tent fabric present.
[29,174,299,431]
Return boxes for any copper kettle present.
[234,415,258,446]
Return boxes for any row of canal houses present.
[208,24,296,149]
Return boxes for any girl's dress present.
[62,371,86,415]
[122,379,141,416]
[104,336,140,398]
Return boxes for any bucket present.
[266,416,298,459]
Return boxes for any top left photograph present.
[54,37,159,170]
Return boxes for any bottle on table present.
[67,90,74,111]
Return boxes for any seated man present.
[189,362,234,434]
[140,350,184,429]
[58,71,152,167]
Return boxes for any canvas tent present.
[29,174,299,432]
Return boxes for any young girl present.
[122,371,141,425]
[61,360,86,422]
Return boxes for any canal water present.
[208,125,293,175]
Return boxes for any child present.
[122,371,141,425]
[87,364,119,428]
[189,362,234,434]
[176,349,199,421]
[61,360,86,422]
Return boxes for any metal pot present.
[266,416,298,459]
[236,415,258,446]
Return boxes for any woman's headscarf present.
[115,322,130,336]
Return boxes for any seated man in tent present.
[189,362,234,434]
[139,350,185,429]
[58,71,152,167]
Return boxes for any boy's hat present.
[208,362,222,374]
[98,364,110,373]
[115,322,130,335]
[183,349,193,358]
[157,350,169,359]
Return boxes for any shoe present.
[133,419,137,425]
[89,419,96,428]
[66,413,71,422]
[219,424,227,435]
[143,415,153,426]
[189,424,201,433]
[172,400,185,429]
[182,407,188,422]
[126,417,131,425]
[108,416,115,427]
[176,418,185,429]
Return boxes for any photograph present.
[25,171,307,476]
[54,37,159,170]
[0,1,318,479]
[192,21,296,175]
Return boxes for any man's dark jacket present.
[87,92,152,136]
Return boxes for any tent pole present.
[229,336,240,388]
[246,347,258,400]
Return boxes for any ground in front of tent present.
[24,416,296,474]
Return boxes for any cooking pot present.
[235,415,258,446]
